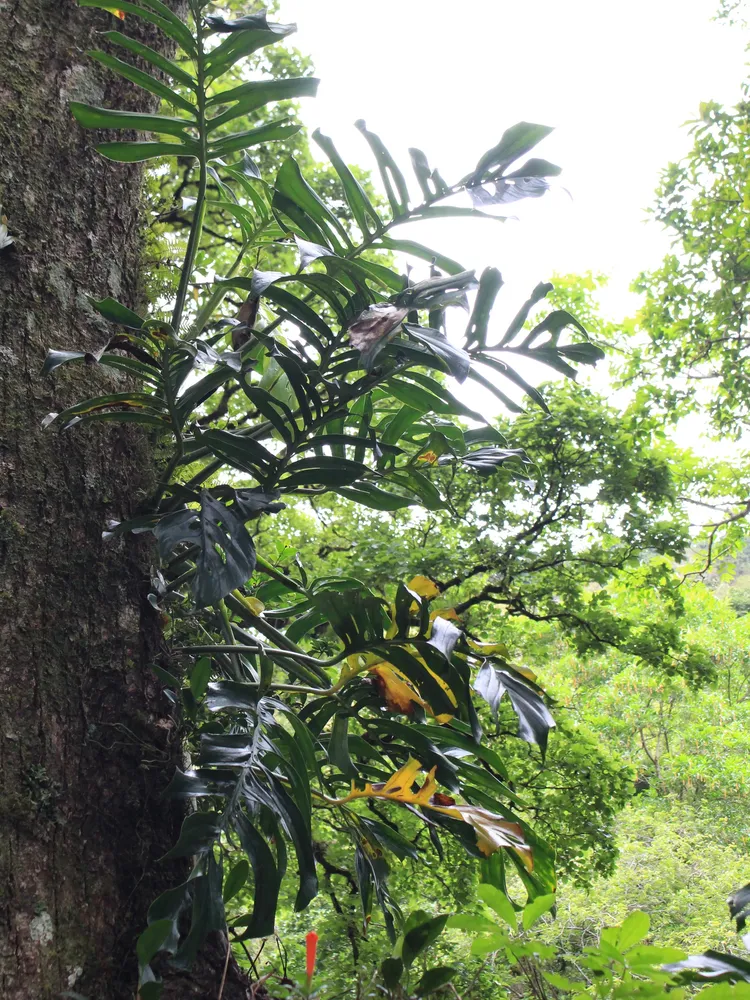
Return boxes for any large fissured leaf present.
[153,491,256,607]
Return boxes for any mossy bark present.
[0,3,253,997]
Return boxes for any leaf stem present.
[171,14,208,334]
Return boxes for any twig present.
[217,933,231,1000]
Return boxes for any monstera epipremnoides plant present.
[43,1,605,992]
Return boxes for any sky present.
[277,0,748,323]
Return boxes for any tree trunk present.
[0,3,252,997]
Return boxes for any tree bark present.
[0,3,253,998]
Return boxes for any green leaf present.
[617,910,650,950]
[477,883,517,931]
[47,390,167,431]
[96,140,197,162]
[380,957,404,989]
[78,0,197,54]
[414,967,458,997]
[274,155,350,252]
[163,811,221,859]
[465,267,503,350]
[474,662,555,754]
[136,919,173,968]
[446,913,498,934]
[87,296,144,329]
[205,681,259,713]
[404,324,471,382]
[355,120,410,217]
[153,491,256,608]
[173,855,226,968]
[207,78,319,131]
[134,0,197,51]
[70,102,192,138]
[557,342,606,365]
[137,984,163,1000]
[209,121,301,159]
[329,713,357,777]
[543,972,588,992]
[470,932,509,957]
[189,658,212,700]
[205,16,297,77]
[101,30,197,90]
[50,409,169,431]
[222,859,249,903]
[280,456,369,490]
[627,945,688,967]
[379,237,465,276]
[499,281,554,347]
[41,349,89,376]
[522,892,556,930]
[88,51,195,115]
[233,814,282,939]
[336,482,416,511]
[402,914,448,968]
[200,429,276,478]
[313,128,382,235]
[469,122,554,183]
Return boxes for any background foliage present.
[35,1,750,997]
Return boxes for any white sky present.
[278,0,748,323]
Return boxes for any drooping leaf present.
[153,491,256,607]
[467,122,554,185]
[163,811,221,859]
[465,267,503,350]
[355,119,410,217]
[414,966,458,996]
[402,914,449,968]
[349,304,408,371]
[404,324,471,382]
[136,919,174,968]
[474,662,555,754]
[477,883,517,931]
[522,892,556,930]
[313,128,382,235]
[222,859,249,903]
[380,957,404,989]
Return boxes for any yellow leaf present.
[370,660,456,724]
[337,760,533,870]
[337,651,380,688]
[430,608,461,623]
[428,802,533,869]
[385,603,399,640]
[417,451,438,464]
[232,591,264,617]
[342,758,438,807]
[408,575,440,600]
[467,639,510,658]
